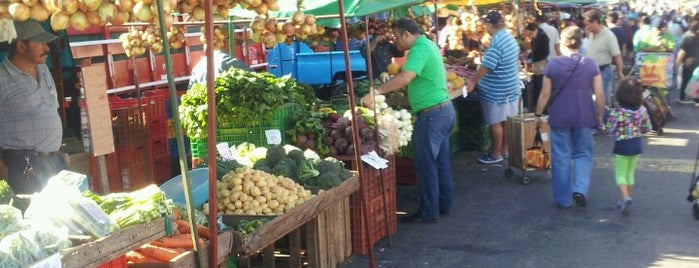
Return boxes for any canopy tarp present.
[230,0,425,19]
[436,0,507,6]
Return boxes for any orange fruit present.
[387,63,401,75]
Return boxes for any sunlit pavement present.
[339,95,699,268]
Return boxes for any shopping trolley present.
[504,113,551,184]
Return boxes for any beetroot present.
[334,138,348,153]
[324,136,334,146]
[305,139,317,150]
[296,134,308,148]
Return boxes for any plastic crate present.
[350,155,397,255]
[96,254,127,268]
[111,104,147,147]
[149,138,169,163]
[168,137,191,158]
[116,144,150,190]
[89,153,121,193]
[190,103,302,159]
[148,119,168,141]
[152,158,172,184]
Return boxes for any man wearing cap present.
[582,9,625,106]
[0,19,67,194]
[466,10,521,164]
[361,17,455,223]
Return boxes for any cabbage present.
[0,205,26,239]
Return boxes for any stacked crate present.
[110,98,149,190]
[142,90,172,184]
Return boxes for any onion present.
[97,2,115,20]
[281,21,295,35]
[191,5,204,21]
[178,2,192,13]
[140,0,152,5]
[185,0,197,7]
[248,0,261,8]
[115,0,133,12]
[21,0,37,7]
[265,17,277,33]
[304,14,315,25]
[109,10,129,25]
[29,3,50,21]
[261,31,276,48]
[80,0,102,11]
[85,10,102,25]
[266,0,279,11]
[253,2,266,15]
[132,2,152,22]
[0,2,9,15]
[300,24,312,35]
[249,16,265,33]
[70,10,89,31]
[292,10,304,25]
[62,0,79,14]
[215,4,228,18]
[50,11,70,30]
[8,3,30,21]
[162,13,173,28]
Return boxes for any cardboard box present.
[507,113,551,170]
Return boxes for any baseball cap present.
[13,19,57,43]
[481,10,503,25]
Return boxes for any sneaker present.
[477,153,503,164]
[401,213,438,224]
[487,148,508,159]
[573,192,587,207]
[619,198,633,216]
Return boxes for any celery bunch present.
[84,185,174,228]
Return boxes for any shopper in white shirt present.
[537,14,562,60]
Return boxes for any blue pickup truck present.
[266,42,367,86]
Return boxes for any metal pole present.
[337,1,375,266]
[153,2,206,267]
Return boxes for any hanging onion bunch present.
[200,25,228,50]
[167,25,186,50]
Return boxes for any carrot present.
[175,219,211,239]
[150,235,205,250]
[172,208,182,220]
[126,250,163,263]
[136,244,182,262]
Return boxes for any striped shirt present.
[478,29,521,104]
[0,60,62,152]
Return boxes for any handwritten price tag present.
[265,130,282,145]
[216,142,234,160]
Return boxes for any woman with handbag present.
[534,26,606,209]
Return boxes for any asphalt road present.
[339,99,699,268]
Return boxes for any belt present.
[419,101,450,115]
[598,64,610,70]
[1,149,56,157]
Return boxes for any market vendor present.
[360,17,455,223]
[360,32,404,79]
[0,19,68,194]
[188,27,252,90]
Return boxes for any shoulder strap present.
[549,57,582,105]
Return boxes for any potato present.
[234,200,242,209]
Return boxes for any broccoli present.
[277,157,298,177]
[317,173,342,189]
[339,168,353,181]
[253,159,270,170]
[256,166,273,174]
[265,145,286,167]
[272,164,294,179]
[287,149,306,166]
[317,159,342,175]
[297,159,320,183]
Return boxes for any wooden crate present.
[60,218,169,267]
[127,231,234,268]
[225,196,352,268]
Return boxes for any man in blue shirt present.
[467,10,521,164]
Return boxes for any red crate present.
[148,120,168,142]
[96,254,127,268]
[89,153,121,193]
[142,92,168,122]
[152,158,172,184]
[350,155,397,255]
[116,144,151,190]
[111,103,147,147]
[149,138,170,163]
[395,158,418,186]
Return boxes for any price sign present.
[216,142,234,160]
[265,130,282,145]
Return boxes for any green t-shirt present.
[402,35,448,112]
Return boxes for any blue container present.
[159,168,210,207]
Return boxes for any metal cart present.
[504,113,551,184]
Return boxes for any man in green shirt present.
[361,18,456,223]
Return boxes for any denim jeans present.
[600,66,613,105]
[412,102,456,219]
[549,127,595,207]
